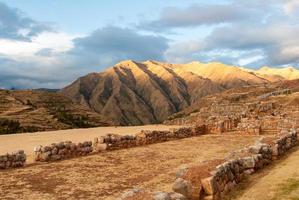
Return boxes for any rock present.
[201,176,218,195]
[172,178,192,197]
[119,188,142,199]
[168,192,187,200]
[153,192,171,200]
[51,147,58,155]
[244,169,255,175]
[40,151,51,161]
[175,165,188,178]
[95,143,107,152]
[241,157,255,169]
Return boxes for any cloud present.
[0,2,52,41]
[71,26,168,64]
[163,1,299,68]
[165,23,299,67]
[284,0,299,15]
[0,26,169,89]
[139,3,265,31]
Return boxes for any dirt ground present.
[0,134,259,200]
[230,146,299,200]
[0,125,182,162]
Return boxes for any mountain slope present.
[61,60,299,126]
[0,90,112,134]
[172,62,269,89]
[61,60,223,125]
[255,66,299,80]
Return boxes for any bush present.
[55,110,95,128]
[0,118,21,134]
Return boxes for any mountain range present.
[60,60,299,125]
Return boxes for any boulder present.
[172,178,191,197]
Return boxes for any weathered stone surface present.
[201,176,218,195]
[35,140,93,162]
[0,150,26,170]
[172,178,192,197]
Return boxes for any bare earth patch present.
[0,134,259,200]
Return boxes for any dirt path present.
[0,135,259,200]
[0,125,182,162]
[230,147,299,200]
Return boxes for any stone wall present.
[93,125,207,152]
[33,125,206,162]
[0,150,26,169]
[34,141,93,162]
[206,117,239,134]
[236,118,261,135]
[171,130,298,200]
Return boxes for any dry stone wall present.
[171,130,298,200]
[0,150,26,169]
[94,125,206,151]
[34,141,93,162]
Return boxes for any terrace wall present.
[171,130,298,200]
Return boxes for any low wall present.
[93,125,206,151]
[0,150,26,169]
[34,141,93,162]
[33,125,206,162]
[171,130,298,200]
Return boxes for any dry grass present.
[0,134,259,200]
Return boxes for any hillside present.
[61,60,299,126]
[172,62,269,89]
[61,60,223,125]
[0,90,112,134]
[256,66,299,80]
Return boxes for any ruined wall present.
[33,125,207,162]
[34,141,93,162]
[0,150,26,169]
[206,117,239,134]
[171,130,298,200]
[94,125,207,151]
[236,118,261,135]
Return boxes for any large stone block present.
[201,176,218,195]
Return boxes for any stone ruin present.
[34,141,93,162]
[118,129,298,200]
[93,125,206,152]
[0,150,26,169]
[171,130,298,200]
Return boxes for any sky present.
[0,0,299,89]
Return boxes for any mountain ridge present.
[61,60,299,125]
